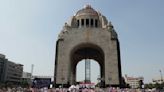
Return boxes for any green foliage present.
[138,80,144,88]
[121,77,130,88]
[20,80,30,88]
[145,82,164,89]
[144,83,155,89]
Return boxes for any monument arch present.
[54,5,122,87]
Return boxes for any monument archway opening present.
[76,59,100,83]
[69,43,105,85]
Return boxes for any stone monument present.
[54,5,122,87]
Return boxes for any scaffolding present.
[85,59,91,83]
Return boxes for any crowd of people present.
[0,86,163,92]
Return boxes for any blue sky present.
[0,0,164,83]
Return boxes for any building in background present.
[22,72,32,78]
[32,75,53,88]
[21,72,32,85]
[0,54,23,84]
[32,75,53,82]
[124,74,144,88]
[152,77,164,84]
[0,54,6,82]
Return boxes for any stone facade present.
[54,5,122,87]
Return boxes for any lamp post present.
[30,64,34,87]
[159,70,163,83]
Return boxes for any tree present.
[139,80,144,88]
[145,82,164,89]
[144,83,154,89]
[20,79,30,88]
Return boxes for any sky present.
[0,0,164,83]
